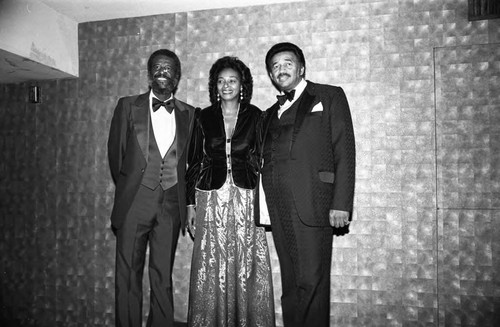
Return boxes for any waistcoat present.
[141,121,178,190]
[263,100,301,164]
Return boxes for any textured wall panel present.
[1,0,500,326]
[435,43,500,210]
[435,43,500,326]
[438,209,500,326]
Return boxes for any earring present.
[217,93,220,102]
[240,88,243,101]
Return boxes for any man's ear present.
[300,66,305,77]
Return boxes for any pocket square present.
[311,102,323,112]
[318,171,335,183]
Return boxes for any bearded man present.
[107,49,196,327]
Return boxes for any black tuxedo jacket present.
[107,92,196,230]
[258,81,355,227]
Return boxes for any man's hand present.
[187,206,196,238]
[329,210,350,228]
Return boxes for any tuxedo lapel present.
[264,104,279,135]
[260,104,279,158]
[132,93,150,161]
[173,99,190,160]
[291,82,316,146]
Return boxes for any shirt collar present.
[278,78,307,107]
[149,90,174,109]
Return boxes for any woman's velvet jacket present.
[186,103,262,206]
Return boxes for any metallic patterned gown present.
[188,172,275,327]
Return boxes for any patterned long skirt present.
[188,178,275,327]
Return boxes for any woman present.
[186,56,275,326]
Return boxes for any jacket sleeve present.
[329,87,356,215]
[185,108,203,206]
[107,97,129,185]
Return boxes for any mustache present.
[277,73,290,79]
[153,72,173,79]
[151,74,176,92]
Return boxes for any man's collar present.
[277,79,307,107]
[149,89,174,103]
[279,78,307,98]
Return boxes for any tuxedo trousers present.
[263,161,333,327]
[115,184,181,327]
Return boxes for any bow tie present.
[276,90,295,106]
[152,98,175,113]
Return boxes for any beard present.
[151,74,177,95]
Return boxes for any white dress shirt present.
[149,91,176,157]
[277,78,308,118]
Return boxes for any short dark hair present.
[265,42,306,78]
[147,49,181,81]
[208,56,253,105]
